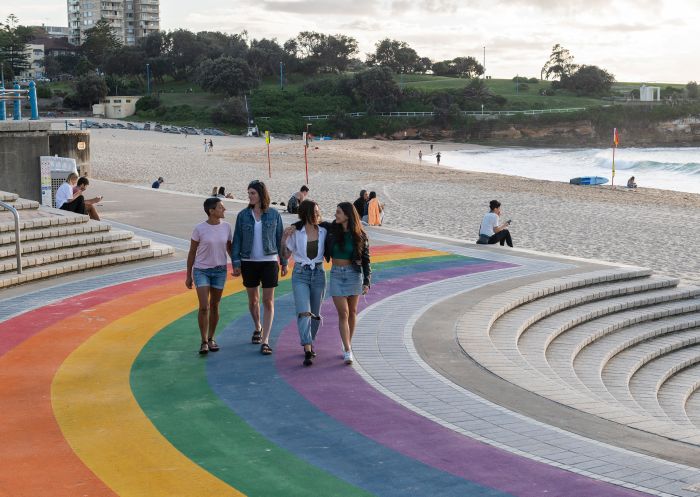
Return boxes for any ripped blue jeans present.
[291,265,326,346]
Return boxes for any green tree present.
[367,39,421,74]
[195,56,257,96]
[74,73,108,107]
[44,53,82,79]
[294,31,358,73]
[431,57,483,78]
[561,65,615,96]
[687,81,698,99]
[0,14,33,79]
[210,97,248,125]
[541,44,577,81]
[353,66,401,113]
[81,18,121,69]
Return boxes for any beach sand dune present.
[90,129,700,284]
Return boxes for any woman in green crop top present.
[326,202,371,365]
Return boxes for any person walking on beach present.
[325,202,371,365]
[186,197,233,354]
[436,152,441,165]
[231,180,288,355]
[204,139,208,153]
[430,144,434,152]
[208,139,214,152]
[281,200,328,366]
[478,200,513,247]
[367,191,384,226]
[353,189,369,221]
[418,150,423,161]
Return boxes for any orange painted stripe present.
[0,277,187,497]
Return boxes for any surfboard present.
[569,176,609,186]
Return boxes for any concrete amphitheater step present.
[0,191,19,202]
[0,229,134,257]
[657,357,700,426]
[0,198,40,211]
[0,242,174,288]
[0,208,89,233]
[687,390,700,430]
[0,219,111,245]
[0,237,152,272]
[630,340,700,421]
[602,328,700,426]
[569,306,700,405]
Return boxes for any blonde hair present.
[67,172,79,182]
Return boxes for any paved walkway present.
[1,183,700,497]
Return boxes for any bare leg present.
[86,204,100,221]
[246,286,261,331]
[347,295,360,343]
[333,296,351,351]
[195,286,210,343]
[207,287,224,340]
[261,287,275,345]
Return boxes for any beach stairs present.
[457,266,700,445]
[0,190,174,289]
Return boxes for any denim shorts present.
[329,265,363,297]
[193,266,227,290]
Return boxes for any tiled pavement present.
[2,221,700,496]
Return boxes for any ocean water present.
[438,147,700,194]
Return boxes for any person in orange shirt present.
[367,191,384,226]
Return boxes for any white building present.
[640,85,661,102]
[93,96,141,119]
[20,44,45,80]
[67,0,160,46]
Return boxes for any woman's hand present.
[362,285,369,295]
[185,276,193,289]
[232,267,241,277]
[281,265,288,277]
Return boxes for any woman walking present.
[231,180,288,355]
[324,202,371,364]
[186,197,233,354]
[282,200,329,366]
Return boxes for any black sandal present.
[251,329,262,344]
[260,343,273,355]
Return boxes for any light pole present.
[146,63,151,96]
[483,46,486,78]
[280,61,284,90]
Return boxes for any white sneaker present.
[343,350,354,364]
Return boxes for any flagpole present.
[611,128,617,188]
[265,130,271,178]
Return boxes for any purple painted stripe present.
[275,261,650,497]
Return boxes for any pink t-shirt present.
[191,221,232,269]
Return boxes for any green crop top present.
[331,232,354,259]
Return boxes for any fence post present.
[29,81,39,120]
[0,82,5,121]
[13,83,22,120]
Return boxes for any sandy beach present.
[88,127,700,285]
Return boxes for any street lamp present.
[146,63,151,96]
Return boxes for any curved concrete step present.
[629,340,700,423]
[0,242,174,288]
[658,361,700,426]
[0,219,111,245]
[687,389,700,430]
[0,229,134,257]
[569,307,700,405]
[0,237,152,272]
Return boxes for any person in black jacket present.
[353,189,368,220]
[324,202,371,365]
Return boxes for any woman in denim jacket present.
[324,202,371,365]
[231,180,288,355]
[281,200,328,366]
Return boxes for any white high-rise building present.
[67,0,160,46]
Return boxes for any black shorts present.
[241,261,279,288]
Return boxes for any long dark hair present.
[334,202,364,255]
[298,199,319,225]
[247,180,270,210]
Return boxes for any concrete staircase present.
[456,266,700,445]
[0,190,174,288]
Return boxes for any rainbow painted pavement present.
[0,240,661,497]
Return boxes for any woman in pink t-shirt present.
[186,197,233,354]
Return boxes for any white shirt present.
[480,212,499,237]
[286,225,327,269]
[55,182,73,208]
[243,217,278,262]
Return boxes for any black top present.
[353,198,367,217]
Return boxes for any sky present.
[3,0,699,83]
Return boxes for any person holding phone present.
[478,200,513,247]
[324,202,371,365]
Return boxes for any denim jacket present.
[231,208,287,268]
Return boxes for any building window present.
[113,99,122,103]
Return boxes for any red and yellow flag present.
[613,128,620,147]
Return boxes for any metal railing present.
[0,201,22,274]
[300,107,587,121]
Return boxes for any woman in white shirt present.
[479,199,513,247]
[282,200,328,366]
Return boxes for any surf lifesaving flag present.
[613,128,620,147]
[611,128,619,184]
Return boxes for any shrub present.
[210,97,248,125]
[135,95,161,112]
[36,85,52,99]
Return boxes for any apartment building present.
[67,0,160,46]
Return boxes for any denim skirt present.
[329,265,363,297]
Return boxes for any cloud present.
[258,0,377,16]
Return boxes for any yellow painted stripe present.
[52,280,247,497]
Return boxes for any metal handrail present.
[0,201,22,274]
